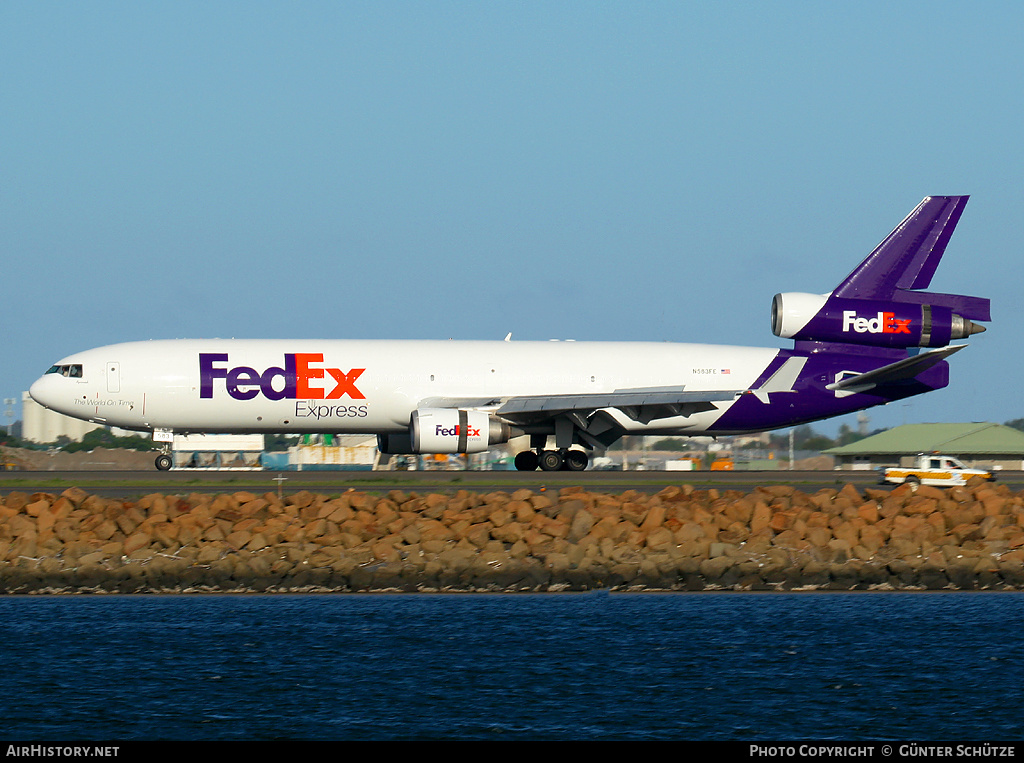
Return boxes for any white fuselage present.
[29,339,779,436]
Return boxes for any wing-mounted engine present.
[772,292,987,348]
[377,408,511,454]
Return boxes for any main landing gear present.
[514,448,589,472]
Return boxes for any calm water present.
[0,592,1021,741]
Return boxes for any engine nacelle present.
[414,409,510,453]
[377,409,511,454]
[772,293,986,348]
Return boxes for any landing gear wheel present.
[155,454,172,471]
[539,449,564,472]
[564,450,588,471]
[514,450,539,471]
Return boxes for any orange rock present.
[806,526,832,547]
[461,523,492,548]
[7,513,34,538]
[225,530,252,551]
[24,499,50,517]
[717,523,748,544]
[287,490,316,509]
[123,531,152,555]
[60,487,90,507]
[3,492,29,510]
[749,501,772,534]
[492,522,525,545]
[768,510,795,533]
[892,514,927,539]
[488,507,512,528]
[245,533,270,552]
[114,513,137,537]
[981,495,1007,516]
[914,485,946,500]
[949,523,982,543]
[640,505,665,531]
[90,519,118,541]
[620,501,647,526]
[925,512,948,538]
[904,496,938,515]
[852,502,877,524]
[36,504,58,533]
[567,510,595,543]
[645,527,674,551]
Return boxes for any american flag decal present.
[721,369,731,374]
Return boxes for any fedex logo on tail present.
[842,311,911,335]
[199,353,365,401]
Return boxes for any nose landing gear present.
[152,428,175,471]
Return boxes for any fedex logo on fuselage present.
[841,311,911,335]
[199,353,365,401]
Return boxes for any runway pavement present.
[1,468,1021,498]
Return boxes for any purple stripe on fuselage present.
[708,349,950,434]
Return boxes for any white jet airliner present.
[30,196,989,471]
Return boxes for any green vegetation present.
[264,434,300,452]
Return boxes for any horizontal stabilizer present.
[886,288,991,322]
[825,345,965,393]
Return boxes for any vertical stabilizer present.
[833,196,969,300]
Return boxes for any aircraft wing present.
[419,388,741,427]
[826,345,965,394]
[495,387,743,426]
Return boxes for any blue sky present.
[3,1,1022,437]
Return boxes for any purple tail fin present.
[832,196,989,321]
[772,195,990,352]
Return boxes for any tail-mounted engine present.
[772,292,986,348]
[377,408,511,454]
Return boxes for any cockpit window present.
[45,364,83,378]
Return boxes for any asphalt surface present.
[2,469,1022,497]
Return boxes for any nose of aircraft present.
[29,373,60,411]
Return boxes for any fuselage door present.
[107,362,120,393]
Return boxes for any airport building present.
[825,422,1024,471]
[21,391,102,444]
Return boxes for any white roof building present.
[21,391,102,444]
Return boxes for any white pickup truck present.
[879,454,995,486]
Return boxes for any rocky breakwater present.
[1,480,1023,594]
